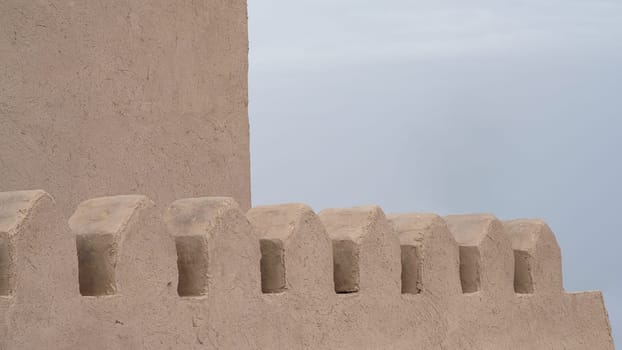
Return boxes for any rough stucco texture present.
[0,190,614,349]
[0,1,615,349]
[0,1,251,214]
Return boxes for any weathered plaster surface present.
[0,1,251,214]
[0,1,614,348]
[0,191,614,349]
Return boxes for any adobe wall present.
[0,1,251,214]
[0,190,614,349]
[0,2,615,348]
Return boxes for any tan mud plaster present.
[0,191,615,349]
[0,0,614,348]
[0,191,613,349]
[0,0,251,214]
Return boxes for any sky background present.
[248,0,622,344]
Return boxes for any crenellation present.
[0,190,614,349]
[319,206,401,296]
[247,203,333,296]
[69,195,168,298]
[68,195,151,237]
[0,190,78,349]
[1,0,614,346]
[165,197,260,297]
[388,213,461,299]
[504,219,563,294]
[445,214,514,296]
[0,190,50,235]
[0,0,613,344]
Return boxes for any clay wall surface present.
[0,1,251,214]
[0,190,614,349]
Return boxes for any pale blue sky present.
[248,0,622,344]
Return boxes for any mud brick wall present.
[0,190,613,349]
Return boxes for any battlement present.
[1,1,614,348]
[0,190,614,349]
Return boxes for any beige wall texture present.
[0,190,614,349]
[0,1,615,349]
[0,1,251,214]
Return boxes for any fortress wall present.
[0,0,251,215]
[0,190,614,349]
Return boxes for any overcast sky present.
[248,0,622,343]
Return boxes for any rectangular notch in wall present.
[401,245,422,294]
[332,240,360,294]
[0,236,10,296]
[175,236,209,297]
[260,239,286,293]
[76,234,118,296]
[459,246,481,293]
[513,250,534,294]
